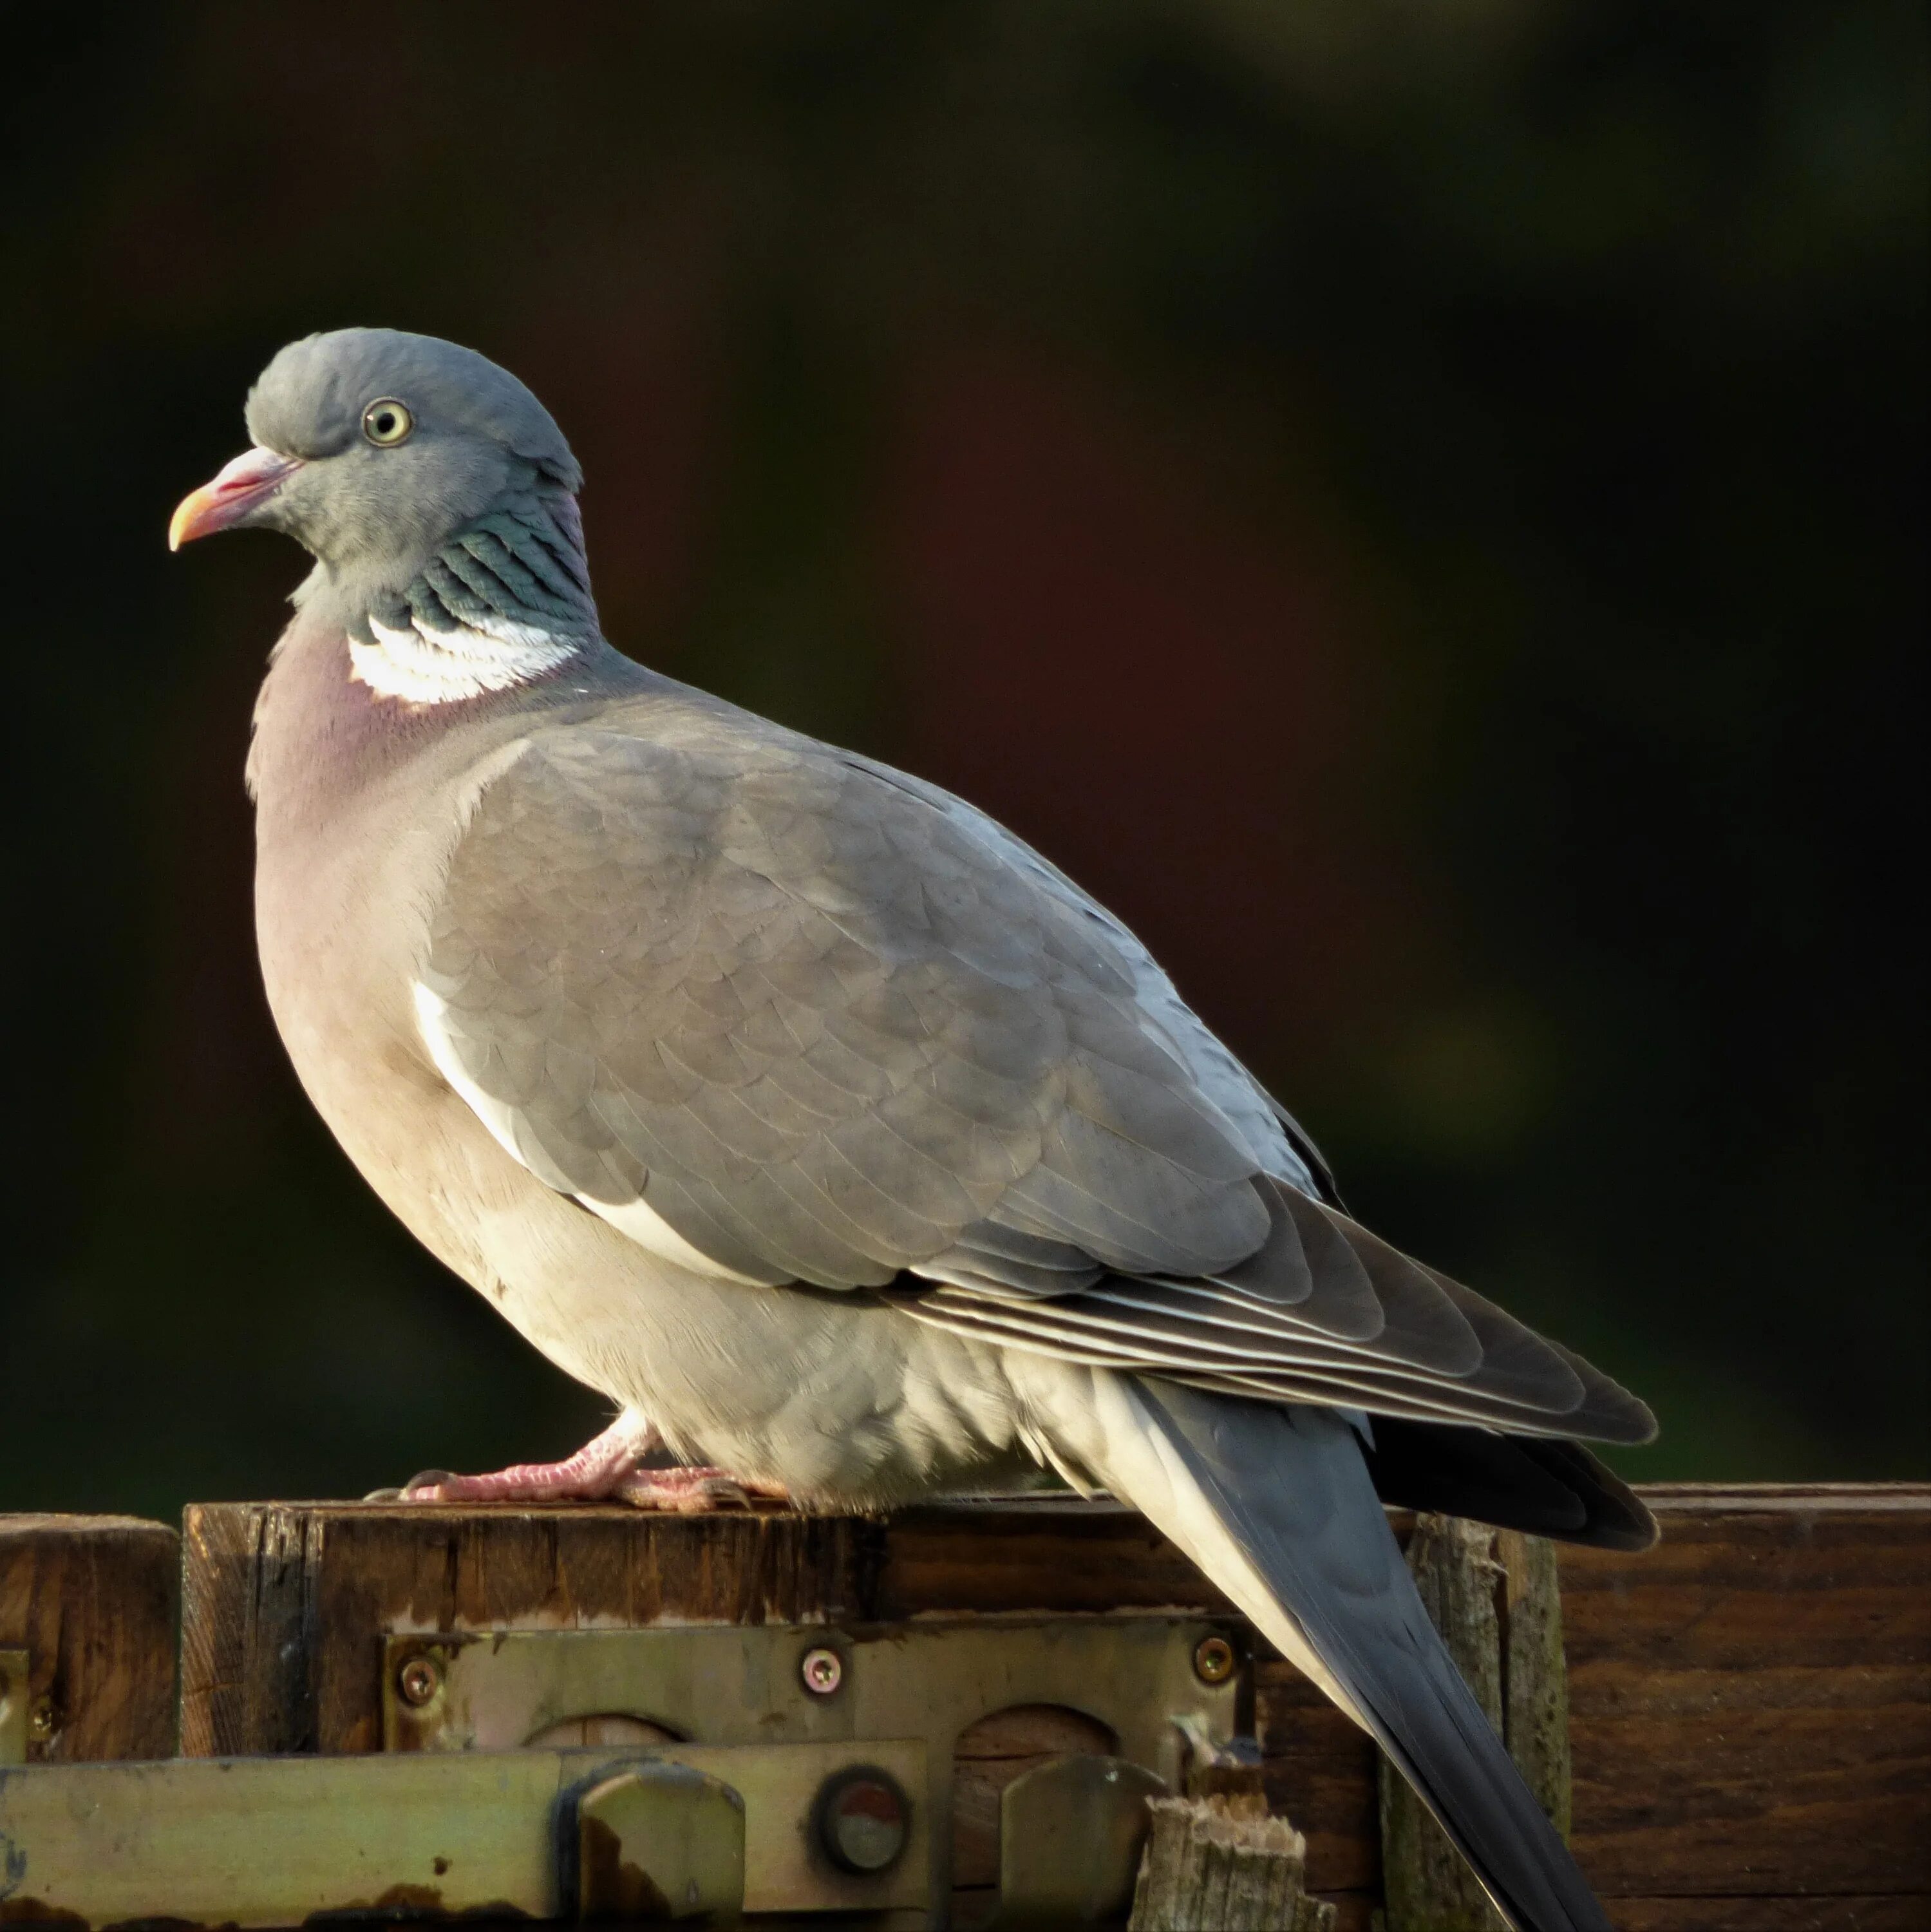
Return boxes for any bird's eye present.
[362,399,414,447]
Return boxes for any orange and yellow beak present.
[168,446,303,550]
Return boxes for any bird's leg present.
[388,1408,792,1511]
[396,1408,664,1503]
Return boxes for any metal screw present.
[1193,1634,1237,1685]
[29,1698,57,1741]
[398,1655,442,1707]
[800,1647,843,1696]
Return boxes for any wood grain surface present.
[176,1484,1930,1926]
[0,1513,178,1762]
[1563,1484,1931,1914]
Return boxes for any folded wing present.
[419,699,1654,1450]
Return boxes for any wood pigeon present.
[173,327,1655,1930]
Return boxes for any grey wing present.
[836,752,1337,1203]
[419,713,1653,1444]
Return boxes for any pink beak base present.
[169,446,303,550]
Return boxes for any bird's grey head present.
[170,328,581,576]
[174,330,601,706]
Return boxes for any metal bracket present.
[381,1615,1240,1917]
[0,1649,26,1766]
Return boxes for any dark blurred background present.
[3,3,1923,1520]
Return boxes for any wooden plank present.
[1562,1485,1931,1902]
[877,1497,1226,1618]
[1601,1898,1931,1931]
[0,1513,178,1762]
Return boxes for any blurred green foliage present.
[2,2,1923,1519]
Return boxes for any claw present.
[609,1466,789,1513]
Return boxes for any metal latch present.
[0,1615,1241,1923]
[381,1613,1239,1918]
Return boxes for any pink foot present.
[392,1410,663,1503]
[379,1410,791,1512]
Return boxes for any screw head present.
[28,1698,56,1741]
[398,1655,442,1707]
[815,1765,911,1874]
[800,1646,843,1696]
[1193,1634,1237,1685]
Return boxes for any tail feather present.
[1084,1374,1610,1932]
[1361,1418,1659,1552]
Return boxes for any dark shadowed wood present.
[1598,1898,1931,1930]
[876,1497,1229,1617]
[1561,1484,1931,1904]
[1315,1901,1377,1932]
[176,1484,1930,1924]
[0,1514,178,1761]
[1257,1663,1379,1907]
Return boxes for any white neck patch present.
[349,609,580,705]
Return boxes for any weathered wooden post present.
[1131,1790,1336,1930]
[1375,1516,1572,1931]
[0,1513,178,1766]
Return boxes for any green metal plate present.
[382,1614,1239,1911]
[0,1738,924,1924]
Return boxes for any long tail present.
[1080,1373,1610,1932]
